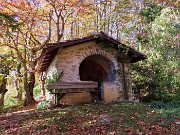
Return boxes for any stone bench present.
[48,81,99,104]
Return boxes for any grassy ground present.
[0,102,179,135]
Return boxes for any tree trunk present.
[40,79,46,96]
[14,76,23,101]
[23,61,36,106]
[16,63,23,101]
[137,88,140,100]
[0,77,8,106]
[17,88,23,101]
[24,72,36,106]
[40,72,47,96]
[0,92,6,106]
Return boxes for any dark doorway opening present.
[79,61,107,101]
[79,61,108,82]
[79,54,113,101]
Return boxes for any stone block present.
[103,82,121,103]
[61,92,94,104]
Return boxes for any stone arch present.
[80,48,114,62]
[79,53,116,101]
[76,47,118,82]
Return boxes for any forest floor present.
[0,102,179,135]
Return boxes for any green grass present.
[0,102,179,134]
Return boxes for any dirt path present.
[17,101,38,112]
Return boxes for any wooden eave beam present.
[43,57,54,62]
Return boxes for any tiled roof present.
[37,32,147,72]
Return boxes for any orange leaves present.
[1,0,35,22]
[0,103,180,134]
[69,0,81,6]
[2,0,50,21]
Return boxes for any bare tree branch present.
[32,10,52,52]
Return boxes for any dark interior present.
[79,54,114,101]
[79,61,108,82]
[79,61,108,101]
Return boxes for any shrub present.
[171,94,180,105]
[37,100,51,110]
[149,101,167,109]
[33,84,41,98]
[149,100,180,109]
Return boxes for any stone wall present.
[116,61,133,101]
[46,40,132,103]
[103,82,122,102]
[56,41,119,82]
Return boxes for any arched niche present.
[79,54,114,83]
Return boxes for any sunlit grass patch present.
[4,85,18,107]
